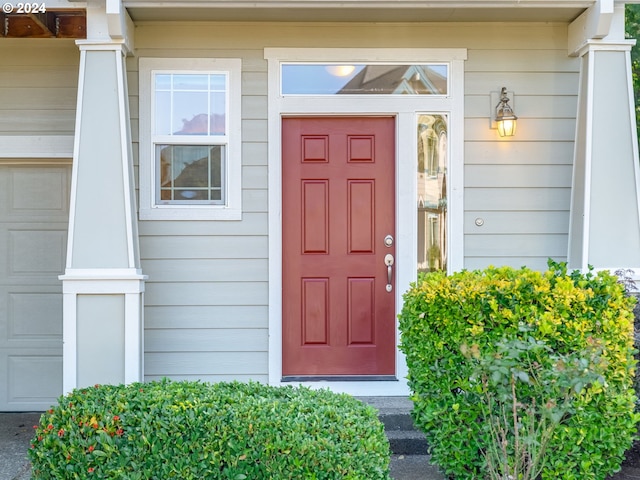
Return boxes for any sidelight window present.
[417,113,448,273]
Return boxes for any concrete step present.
[379,412,418,432]
[358,395,414,414]
[386,429,429,455]
[390,455,446,480]
[358,396,428,456]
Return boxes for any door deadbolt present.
[384,235,394,247]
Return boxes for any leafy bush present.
[473,336,605,480]
[399,261,639,480]
[614,268,640,409]
[29,380,390,479]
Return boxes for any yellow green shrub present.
[399,261,639,479]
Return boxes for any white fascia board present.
[125,0,592,6]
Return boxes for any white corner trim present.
[626,48,640,255]
[62,292,78,394]
[124,293,145,384]
[582,47,596,270]
[114,48,140,268]
[65,46,87,271]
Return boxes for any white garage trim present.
[0,136,75,159]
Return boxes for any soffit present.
[124,1,593,23]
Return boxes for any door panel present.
[282,117,396,377]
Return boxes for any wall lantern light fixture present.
[494,87,517,137]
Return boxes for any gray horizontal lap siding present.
[132,44,269,382]
[130,21,576,381]
[465,46,578,270]
[0,40,79,136]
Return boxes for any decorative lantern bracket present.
[489,88,516,131]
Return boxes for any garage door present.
[0,165,70,411]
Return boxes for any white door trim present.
[265,48,466,396]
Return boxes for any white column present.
[568,5,640,272]
[60,1,144,392]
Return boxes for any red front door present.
[282,117,396,377]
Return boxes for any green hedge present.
[399,262,639,480]
[29,380,391,479]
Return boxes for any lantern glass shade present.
[495,87,517,137]
[497,118,516,137]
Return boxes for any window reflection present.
[154,73,226,135]
[157,145,224,204]
[417,114,448,274]
[282,64,447,95]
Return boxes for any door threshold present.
[282,375,398,382]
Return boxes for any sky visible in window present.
[281,64,448,95]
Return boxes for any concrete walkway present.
[1,413,37,480]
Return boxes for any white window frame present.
[264,47,466,396]
[139,58,242,220]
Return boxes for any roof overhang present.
[4,0,637,43]
[122,0,602,23]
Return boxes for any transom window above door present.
[281,64,448,95]
[139,58,242,220]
